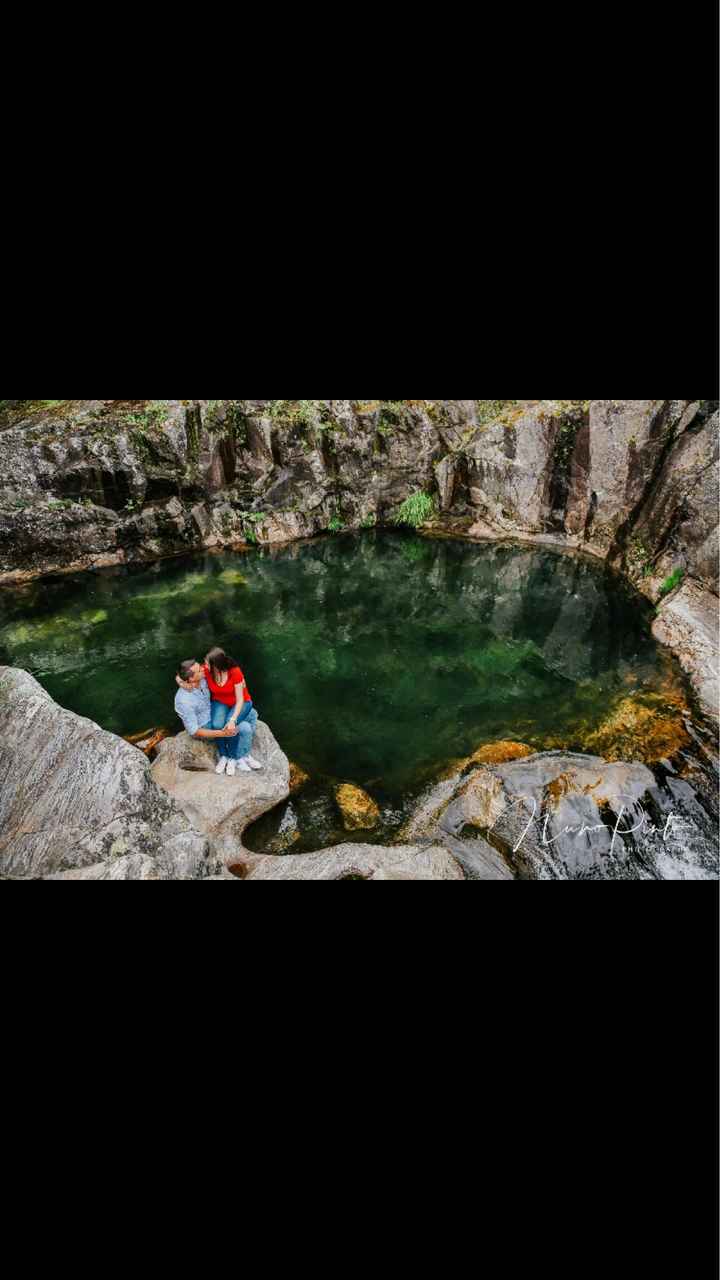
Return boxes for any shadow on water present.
[0,530,695,853]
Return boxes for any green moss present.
[658,568,685,599]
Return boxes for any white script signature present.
[494,796,683,857]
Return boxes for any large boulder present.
[335,783,381,831]
[0,667,216,880]
[151,722,291,862]
[401,749,719,881]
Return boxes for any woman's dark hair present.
[205,647,238,677]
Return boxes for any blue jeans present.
[209,700,258,760]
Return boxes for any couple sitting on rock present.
[174,646,263,777]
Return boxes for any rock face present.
[0,399,250,583]
[0,667,217,880]
[462,401,586,537]
[566,400,700,555]
[401,749,719,881]
[1,397,716,585]
[653,582,720,723]
[150,723,291,864]
[0,398,479,582]
[630,410,720,596]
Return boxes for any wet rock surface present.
[400,747,719,881]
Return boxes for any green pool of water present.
[0,531,684,850]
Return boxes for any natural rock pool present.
[0,531,694,852]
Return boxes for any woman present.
[179,646,263,777]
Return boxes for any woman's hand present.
[176,675,195,692]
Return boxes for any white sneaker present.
[216,757,229,775]
[237,759,253,773]
[246,755,263,771]
[226,761,237,777]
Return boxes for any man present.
[174,659,260,777]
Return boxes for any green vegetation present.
[658,568,685,599]
[242,513,265,545]
[393,491,437,528]
[123,402,170,431]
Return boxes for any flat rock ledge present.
[243,843,465,881]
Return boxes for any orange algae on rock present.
[469,741,535,766]
[289,762,311,793]
[584,694,690,764]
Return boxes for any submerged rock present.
[467,741,535,766]
[0,667,216,880]
[335,783,381,831]
[584,693,692,763]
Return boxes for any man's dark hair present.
[178,659,198,681]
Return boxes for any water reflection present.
[0,531,682,808]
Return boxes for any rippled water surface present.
[0,532,686,847]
